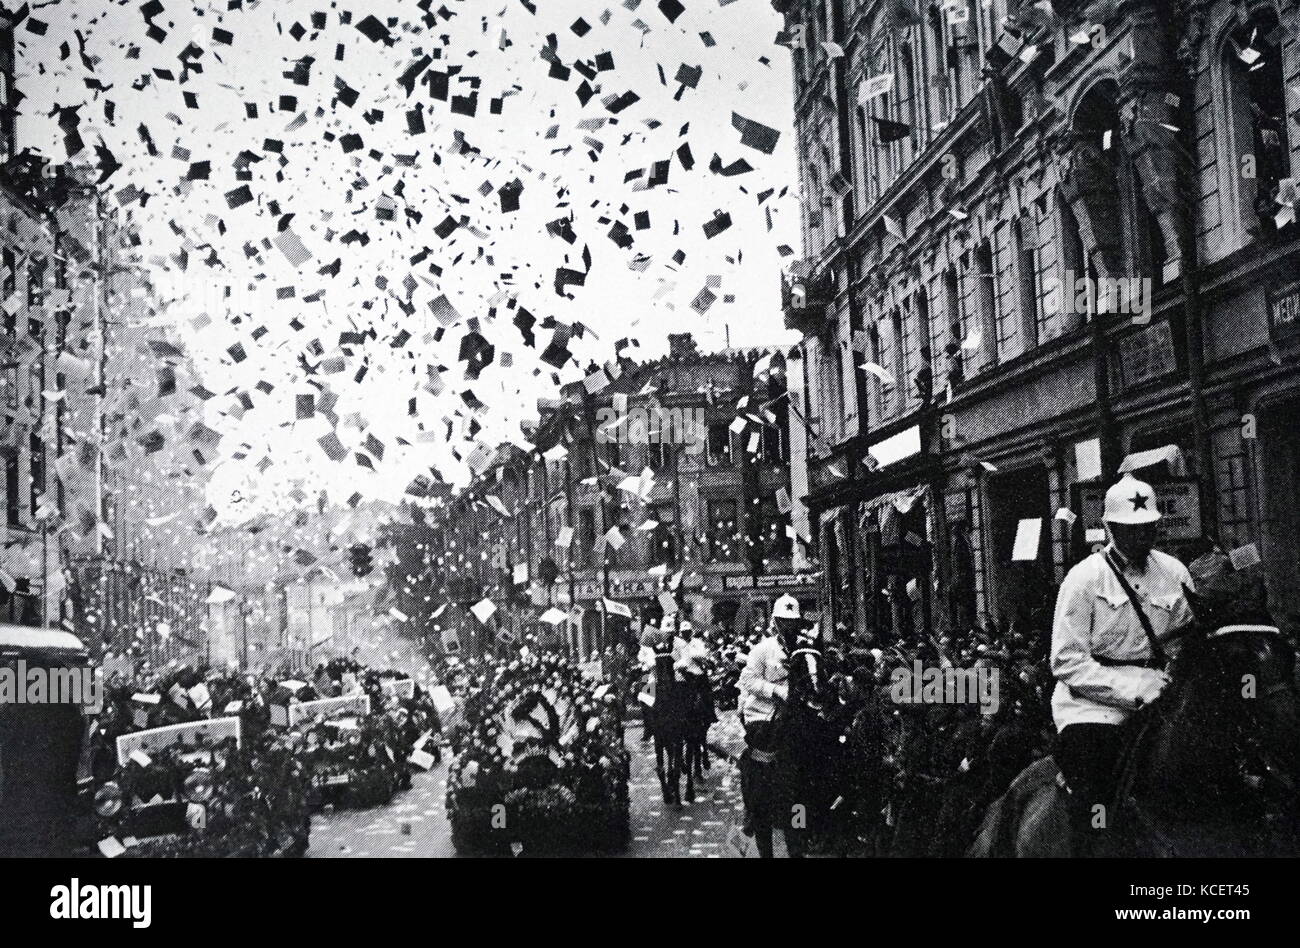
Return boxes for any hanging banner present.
[116,718,242,767]
[286,693,371,728]
[600,597,632,619]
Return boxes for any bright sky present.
[16,0,802,520]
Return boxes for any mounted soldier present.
[1050,474,1195,855]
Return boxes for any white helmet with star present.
[1103,474,1161,525]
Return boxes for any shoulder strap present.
[1102,551,1167,670]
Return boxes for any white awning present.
[867,424,922,470]
[1118,444,1186,477]
[0,625,86,653]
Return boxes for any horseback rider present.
[673,619,707,675]
[638,615,680,742]
[1051,473,1195,855]
[675,620,717,776]
[737,594,804,856]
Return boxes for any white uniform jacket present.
[638,636,684,704]
[674,637,708,676]
[738,636,787,724]
[1051,545,1195,731]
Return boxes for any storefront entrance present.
[985,465,1053,629]
[1258,399,1300,632]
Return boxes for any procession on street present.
[0,0,1299,930]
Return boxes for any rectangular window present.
[854,106,871,205]
[762,402,789,464]
[649,503,677,567]
[1014,217,1040,350]
[578,508,597,568]
[648,440,670,471]
[972,240,998,369]
[26,255,44,310]
[706,498,738,563]
[1134,184,1168,281]
[760,495,793,562]
[647,411,671,471]
[605,514,628,569]
[2,365,15,411]
[5,450,18,528]
[867,324,883,423]
[1,247,13,335]
[1059,192,1085,293]
[54,257,68,345]
[915,284,933,380]
[927,8,949,129]
[948,0,981,108]
[706,422,733,467]
[833,341,848,437]
[603,438,621,471]
[993,223,1017,359]
[891,304,907,415]
[898,43,917,162]
[943,266,963,383]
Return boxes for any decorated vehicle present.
[0,626,93,857]
[271,684,418,809]
[446,652,630,856]
[82,714,312,858]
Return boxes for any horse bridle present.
[1117,624,1298,854]
[786,646,826,715]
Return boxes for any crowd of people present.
[578,604,1054,857]
[579,475,1296,858]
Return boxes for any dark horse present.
[970,617,1299,857]
[651,652,695,806]
[746,638,839,856]
[680,668,714,781]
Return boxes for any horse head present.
[786,637,828,718]
[1132,621,1298,854]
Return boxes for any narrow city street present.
[308,723,751,859]
[4,0,1299,928]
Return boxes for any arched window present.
[889,304,906,417]
[806,163,823,254]
[806,7,820,76]
[854,104,870,207]
[1068,80,1139,281]
[1219,10,1293,244]
[831,331,848,439]
[868,321,883,422]
[927,5,950,129]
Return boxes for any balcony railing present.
[781,262,834,336]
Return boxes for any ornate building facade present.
[779,0,1300,638]
[413,334,812,661]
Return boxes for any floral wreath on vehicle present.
[446,651,629,856]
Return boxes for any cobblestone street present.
[308,720,753,858]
